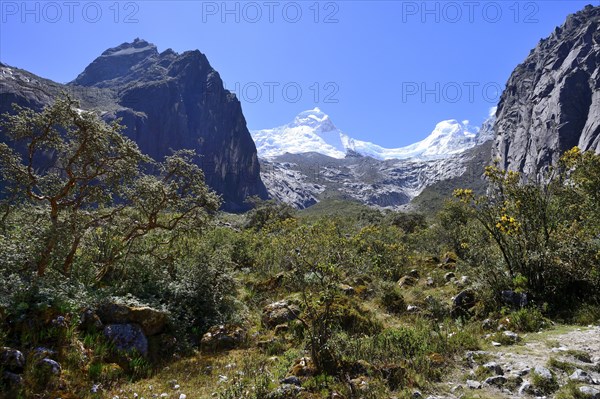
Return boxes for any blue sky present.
[0,1,597,147]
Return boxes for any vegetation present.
[1,97,599,398]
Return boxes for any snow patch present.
[252,109,490,161]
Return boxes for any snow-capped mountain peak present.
[290,107,335,131]
[251,109,493,161]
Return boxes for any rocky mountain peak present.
[3,39,267,211]
[72,38,160,87]
[493,5,600,175]
[291,108,337,132]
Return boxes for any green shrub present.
[507,307,548,332]
[379,283,406,315]
[531,369,559,395]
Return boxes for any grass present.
[106,348,298,399]
[531,369,559,395]
[547,357,577,374]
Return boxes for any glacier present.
[251,108,489,161]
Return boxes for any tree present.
[454,151,600,306]
[0,95,220,277]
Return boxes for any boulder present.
[533,366,553,382]
[483,375,507,387]
[451,290,476,318]
[38,358,61,376]
[580,386,600,399]
[503,330,520,343]
[466,380,481,389]
[518,381,534,395]
[500,290,528,308]
[200,324,246,352]
[2,371,23,386]
[0,347,25,372]
[97,303,168,336]
[103,323,148,356]
[262,301,300,328]
[482,362,504,375]
[570,369,594,384]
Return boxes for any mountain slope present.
[493,5,600,176]
[260,142,492,210]
[0,39,267,211]
[252,108,488,161]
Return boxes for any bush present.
[453,151,600,313]
[506,307,548,332]
[379,283,406,315]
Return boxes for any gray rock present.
[466,380,482,389]
[518,381,533,395]
[38,358,61,375]
[493,6,600,177]
[503,330,520,343]
[570,369,594,384]
[533,366,553,381]
[280,376,302,386]
[482,318,494,330]
[103,323,148,356]
[200,324,246,352]
[484,375,507,387]
[97,303,169,337]
[262,301,300,328]
[32,347,57,359]
[483,362,504,375]
[0,348,25,372]
[500,290,528,308]
[579,386,600,399]
[451,290,476,318]
[2,371,23,386]
[266,383,303,399]
[464,350,491,368]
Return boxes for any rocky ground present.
[424,325,600,399]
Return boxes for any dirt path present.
[427,325,600,399]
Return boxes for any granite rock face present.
[493,5,600,176]
[0,38,267,211]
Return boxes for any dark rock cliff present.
[0,39,267,211]
[493,5,600,176]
